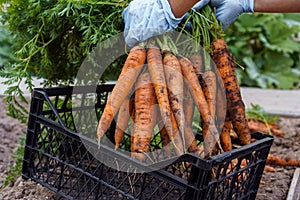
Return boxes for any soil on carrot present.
[0,97,299,200]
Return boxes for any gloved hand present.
[178,0,211,34]
[192,0,210,11]
[122,0,183,47]
[210,0,254,29]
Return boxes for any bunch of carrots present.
[96,5,251,161]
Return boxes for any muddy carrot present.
[212,38,251,145]
[229,159,276,173]
[189,52,204,77]
[97,45,146,144]
[157,114,171,157]
[264,165,276,173]
[201,70,217,117]
[183,86,203,155]
[199,70,217,145]
[163,51,185,147]
[147,46,175,142]
[266,154,300,167]
[214,72,227,133]
[169,108,184,155]
[220,112,232,152]
[114,94,134,149]
[248,118,285,138]
[179,56,221,156]
[131,70,157,161]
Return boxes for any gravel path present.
[0,97,299,200]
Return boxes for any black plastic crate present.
[22,84,274,200]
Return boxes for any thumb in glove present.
[211,0,254,29]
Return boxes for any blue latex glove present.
[191,0,210,11]
[122,0,183,47]
[211,0,254,29]
[181,0,210,33]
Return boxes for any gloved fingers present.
[241,0,254,12]
[214,4,243,30]
[192,0,211,11]
[122,0,183,47]
[210,0,223,8]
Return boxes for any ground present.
[0,98,299,200]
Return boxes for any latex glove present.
[181,0,210,33]
[191,0,210,11]
[122,0,183,47]
[211,0,254,29]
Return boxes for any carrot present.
[212,38,251,145]
[163,51,185,147]
[266,154,300,167]
[147,46,175,142]
[248,118,285,137]
[230,158,276,173]
[129,92,135,119]
[179,56,221,156]
[183,86,203,155]
[264,165,276,173]
[189,52,204,77]
[201,70,217,117]
[97,45,146,144]
[131,70,157,161]
[157,114,171,157]
[199,70,217,148]
[220,112,232,152]
[169,108,184,155]
[214,72,227,132]
[114,94,135,149]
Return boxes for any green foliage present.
[0,0,129,122]
[3,137,25,187]
[0,22,15,69]
[225,13,300,89]
[0,0,127,82]
[246,104,279,135]
[246,104,279,123]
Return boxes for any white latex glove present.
[122,0,183,47]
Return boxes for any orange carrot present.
[201,70,217,117]
[131,70,157,161]
[114,94,134,149]
[264,165,276,173]
[220,112,232,152]
[179,56,221,156]
[169,108,184,155]
[266,154,300,167]
[163,51,185,146]
[183,87,203,155]
[97,45,146,144]
[214,73,227,133]
[147,47,175,142]
[199,70,217,146]
[248,118,285,138]
[212,39,251,145]
[229,158,276,174]
[157,114,171,157]
[189,52,204,77]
